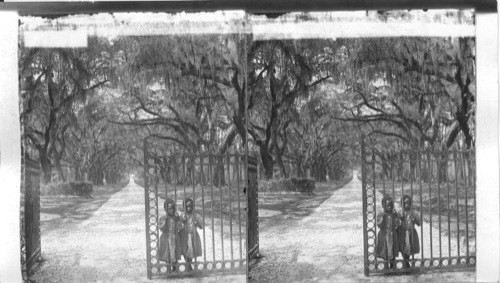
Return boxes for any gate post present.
[361,135,369,276]
[20,155,42,282]
[143,139,152,279]
[247,156,259,260]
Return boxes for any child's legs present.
[402,254,411,268]
[170,260,178,272]
[185,256,193,271]
[166,260,177,272]
[383,255,396,269]
[389,258,395,269]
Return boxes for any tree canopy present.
[20,31,475,183]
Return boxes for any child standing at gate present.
[397,195,421,268]
[159,198,183,272]
[375,196,401,269]
[180,197,204,271]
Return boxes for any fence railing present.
[361,141,476,275]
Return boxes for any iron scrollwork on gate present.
[144,139,248,278]
[361,137,476,275]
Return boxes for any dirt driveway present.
[32,177,245,283]
[249,172,475,282]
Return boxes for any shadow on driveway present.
[40,182,128,233]
[258,178,352,231]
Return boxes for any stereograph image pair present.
[15,9,477,282]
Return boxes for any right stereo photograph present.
[246,10,476,282]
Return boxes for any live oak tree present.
[20,38,112,183]
[286,87,352,181]
[247,39,335,179]
[339,37,475,150]
[19,32,475,186]
[338,37,475,181]
[110,34,249,185]
[64,93,128,184]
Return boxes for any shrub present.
[69,182,93,198]
[61,182,73,195]
[260,179,287,193]
[259,178,315,194]
[291,178,316,194]
[40,181,92,197]
[40,182,69,195]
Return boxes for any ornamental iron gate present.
[361,138,476,275]
[144,140,251,278]
[20,155,42,282]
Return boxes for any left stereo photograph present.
[18,12,252,282]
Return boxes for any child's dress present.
[398,211,420,255]
[159,214,182,263]
[180,212,203,259]
[375,211,401,260]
